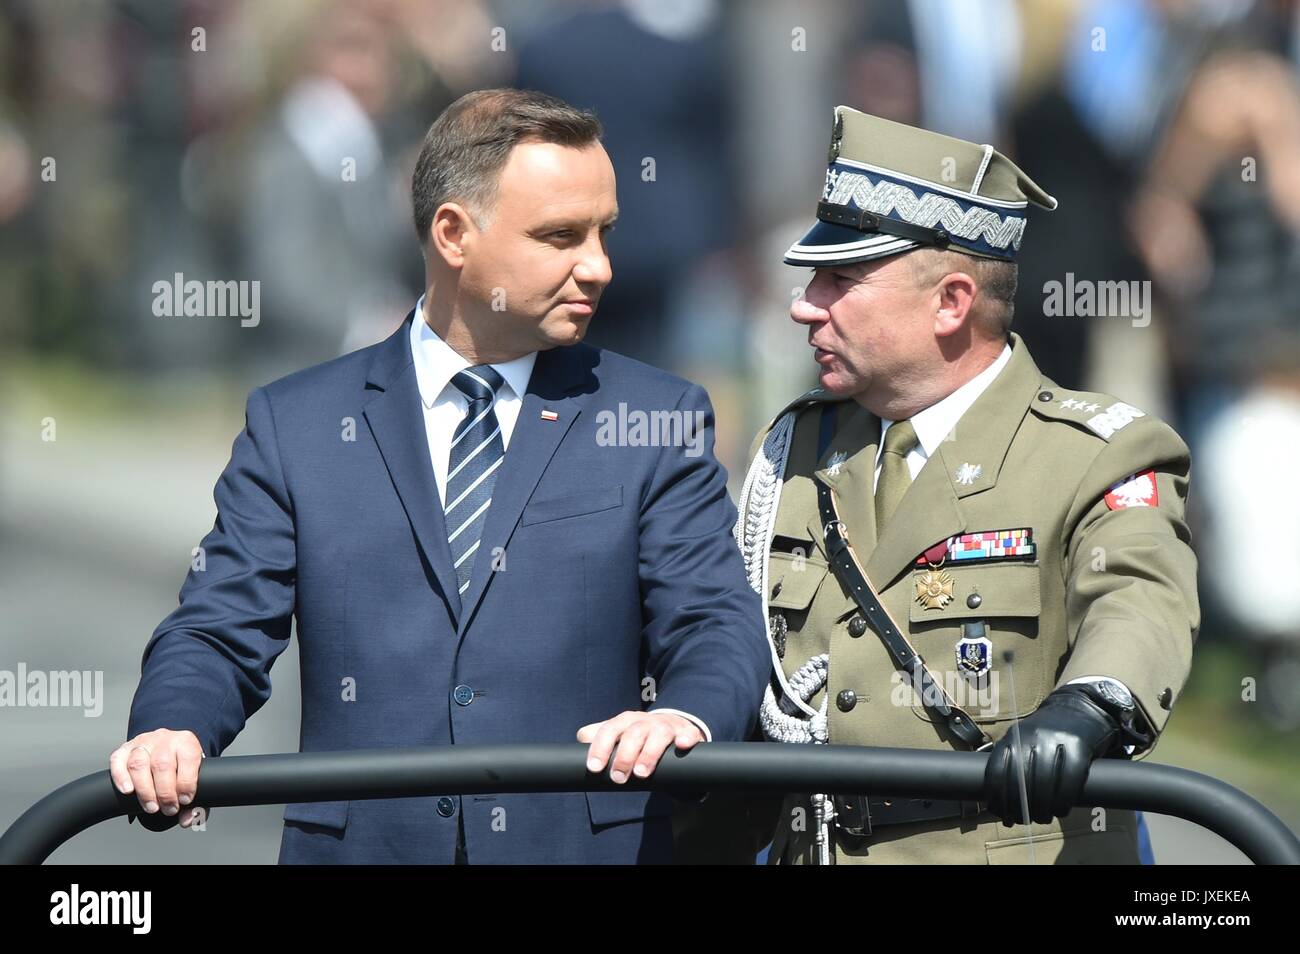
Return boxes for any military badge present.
[954,462,982,486]
[915,567,955,610]
[915,528,1036,566]
[1086,401,1146,440]
[769,611,788,660]
[1104,469,1158,510]
[827,450,848,477]
[955,634,993,677]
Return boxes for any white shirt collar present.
[409,294,537,408]
[883,341,1013,457]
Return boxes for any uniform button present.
[836,689,857,712]
[1038,390,1053,402]
[848,615,867,637]
[966,593,983,609]
[452,684,475,706]
[436,797,456,817]
[1159,687,1173,710]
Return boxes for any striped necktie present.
[446,365,506,596]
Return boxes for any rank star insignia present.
[915,568,956,610]
[1060,397,1079,409]
[827,450,848,476]
[954,462,982,486]
[1083,402,1100,412]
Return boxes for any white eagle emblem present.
[827,451,848,477]
[1106,471,1157,509]
[954,462,982,486]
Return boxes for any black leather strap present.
[815,476,991,751]
[834,795,986,836]
[817,200,951,247]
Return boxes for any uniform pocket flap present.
[282,799,350,831]
[585,789,674,827]
[521,485,623,525]
[909,561,1040,623]
[767,553,830,610]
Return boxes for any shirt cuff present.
[650,708,712,743]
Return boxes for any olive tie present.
[875,419,918,534]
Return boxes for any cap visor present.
[783,219,918,266]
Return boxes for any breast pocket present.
[283,799,350,832]
[766,549,832,664]
[520,485,623,526]
[768,551,831,617]
[905,561,1043,724]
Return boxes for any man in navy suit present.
[111,89,769,864]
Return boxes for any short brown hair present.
[909,248,1018,338]
[411,88,603,244]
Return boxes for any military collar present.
[931,332,1043,499]
[890,341,1012,466]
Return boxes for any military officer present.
[720,107,1199,864]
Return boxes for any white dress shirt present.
[407,297,712,742]
[410,295,537,506]
[872,339,1139,745]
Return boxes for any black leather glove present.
[983,685,1121,826]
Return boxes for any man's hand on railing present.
[109,730,205,828]
[576,711,705,783]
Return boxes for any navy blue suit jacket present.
[127,311,768,864]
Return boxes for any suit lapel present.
[933,333,1043,502]
[455,344,593,636]
[863,452,966,591]
[363,309,462,618]
[807,401,880,560]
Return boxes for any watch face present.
[1097,680,1134,710]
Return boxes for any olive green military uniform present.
[714,332,1199,864]
[672,105,1200,864]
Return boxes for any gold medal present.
[915,567,955,610]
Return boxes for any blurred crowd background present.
[2,0,1299,862]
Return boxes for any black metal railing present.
[2,744,1297,864]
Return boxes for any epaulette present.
[1029,382,1150,442]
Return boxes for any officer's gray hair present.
[909,248,1018,338]
[411,88,603,244]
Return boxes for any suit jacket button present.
[453,684,475,706]
[848,615,867,637]
[436,797,456,817]
[1159,687,1173,709]
[836,689,857,712]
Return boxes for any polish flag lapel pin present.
[540,409,559,422]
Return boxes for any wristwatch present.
[1084,678,1135,713]
[1074,679,1152,752]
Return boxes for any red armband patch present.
[1104,469,1158,510]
